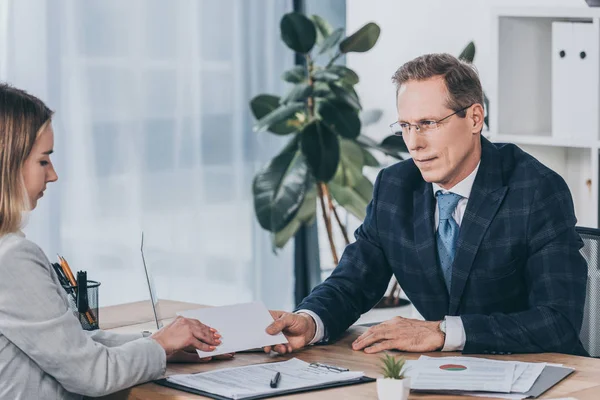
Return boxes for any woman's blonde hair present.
[0,83,53,235]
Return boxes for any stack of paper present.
[403,356,549,399]
[166,358,365,400]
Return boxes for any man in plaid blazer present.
[265,54,588,356]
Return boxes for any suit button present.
[498,352,505,355]
[491,351,497,354]
[483,350,489,354]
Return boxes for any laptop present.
[140,232,163,332]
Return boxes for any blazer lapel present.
[448,137,508,315]
[413,182,449,318]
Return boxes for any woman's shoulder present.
[0,233,49,268]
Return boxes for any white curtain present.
[4,0,295,309]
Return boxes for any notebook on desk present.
[155,358,375,400]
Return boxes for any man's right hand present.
[263,310,316,354]
[151,316,221,356]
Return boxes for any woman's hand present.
[151,316,221,357]
[167,346,235,363]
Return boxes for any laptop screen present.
[140,232,163,330]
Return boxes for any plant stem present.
[326,51,342,68]
[324,185,350,245]
[318,182,339,266]
[306,54,315,119]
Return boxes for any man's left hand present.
[352,317,444,353]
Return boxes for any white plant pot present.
[376,377,411,400]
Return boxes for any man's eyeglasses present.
[389,104,473,137]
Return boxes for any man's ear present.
[470,104,485,134]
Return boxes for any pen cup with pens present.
[52,255,101,331]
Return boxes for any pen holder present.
[62,280,101,331]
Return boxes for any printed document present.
[403,356,549,398]
[404,357,516,393]
[167,358,364,400]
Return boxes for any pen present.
[270,371,281,388]
[58,254,96,326]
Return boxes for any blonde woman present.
[0,83,230,399]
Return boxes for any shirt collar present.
[432,162,480,199]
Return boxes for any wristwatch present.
[439,319,447,335]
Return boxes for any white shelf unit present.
[489,7,600,228]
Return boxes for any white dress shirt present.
[299,162,481,350]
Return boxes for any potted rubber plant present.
[250,12,406,264]
[377,354,410,400]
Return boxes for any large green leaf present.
[318,28,344,55]
[329,175,373,220]
[273,184,317,249]
[356,134,405,160]
[310,15,333,45]
[313,69,340,83]
[360,109,383,126]
[253,102,305,134]
[333,138,365,187]
[282,83,313,104]
[380,135,408,153]
[280,12,316,54]
[318,99,361,139]
[250,95,301,135]
[362,148,380,167]
[328,83,361,110]
[327,65,359,85]
[313,82,334,98]
[339,22,380,53]
[253,138,309,232]
[250,94,280,120]
[354,173,374,202]
[282,66,307,83]
[300,120,340,182]
[458,41,476,63]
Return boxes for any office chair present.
[576,226,600,357]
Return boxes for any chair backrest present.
[575,226,600,357]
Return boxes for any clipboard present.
[154,375,375,400]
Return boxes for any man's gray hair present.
[391,53,483,117]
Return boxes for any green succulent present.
[379,353,406,380]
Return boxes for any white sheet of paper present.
[167,358,364,400]
[419,356,545,393]
[405,357,515,393]
[177,301,288,357]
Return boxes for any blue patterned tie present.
[436,191,462,292]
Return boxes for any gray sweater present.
[0,233,167,399]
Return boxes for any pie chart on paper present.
[439,364,468,372]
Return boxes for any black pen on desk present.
[270,371,281,388]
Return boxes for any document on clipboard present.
[156,358,374,400]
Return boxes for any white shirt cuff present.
[296,309,325,345]
[441,316,466,351]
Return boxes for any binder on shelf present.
[551,21,599,142]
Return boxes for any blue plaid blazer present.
[297,137,588,356]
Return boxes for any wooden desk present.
[101,301,600,400]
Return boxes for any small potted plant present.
[377,353,410,400]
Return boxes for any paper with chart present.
[404,356,516,393]
[167,357,364,400]
[419,356,546,393]
[403,356,550,398]
[177,301,287,357]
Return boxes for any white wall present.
[347,0,590,141]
